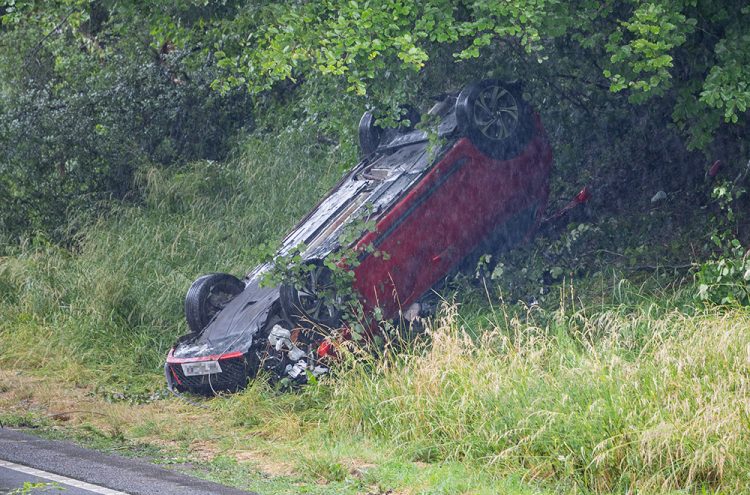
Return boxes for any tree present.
[1,0,748,243]
[167,0,748,151]
[4,1,747,146]
[0,0,253,243]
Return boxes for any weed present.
[327,299,750,493]
[299,455,349,483]
[8,482,64,494]
[695,176,750,305]
[0,412,47,428]
[0,125,348,387]
[1,112,747,495]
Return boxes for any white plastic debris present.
[287,346,306,362]
[268,325,291,351]
[312,366,328,377]
[285,360,307,379]
[269,324,306,361]
[651,190,667,203]
[402,302,421,321]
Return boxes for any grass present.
[329,299,750,493]
[1,124,748,493]
[1,294,746,494]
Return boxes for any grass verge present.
[1,287,747,494]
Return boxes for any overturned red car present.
[166,80,553,394]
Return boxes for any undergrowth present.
[335,303,750,492]
[1,120,748,494]
[206,288,749,494]
[0,127,352,389]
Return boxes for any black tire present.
[279,260,342,329]
[455,80,534,160]
[359,106,421,157]
[184,273,245,334]
[358,111,381,157]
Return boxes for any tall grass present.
[313,297,750,493]
[0,128,352,385]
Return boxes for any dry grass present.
[0,128,746,493]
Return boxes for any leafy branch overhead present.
[3,0,748,149]
[175,1,748,148]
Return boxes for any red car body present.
[354,123,551,316]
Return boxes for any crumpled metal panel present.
[167,90,557,392]
[169,141,439,359]
[172,127,455,361]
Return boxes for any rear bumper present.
[165,349,250,393]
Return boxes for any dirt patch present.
[0,370,97,422]
[0,369,190,438]
[235,450,296,477]
[345,459,377,478]
[0,368,307,482]
[188,439,221,462]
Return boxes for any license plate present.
[181,360,222,377]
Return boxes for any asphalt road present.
[0,429,256,495]
[0,461,107,494]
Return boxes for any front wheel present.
[455,80,534,160]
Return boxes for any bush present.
[0,40,253,245]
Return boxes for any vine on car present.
[260,213,391,342]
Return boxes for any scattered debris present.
[269,324,306,362]
[167,79,553,394]
[544,185,592,222]
[402,302,421,322]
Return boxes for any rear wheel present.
[358,106,421,157]
[279,260,342,329]
[358,111,381,157]
[184,273,245,334]
[456,80,534,160]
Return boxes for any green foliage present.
[8,482,64,495]
[695,240,750,305]
[1,49,252,241]
[0,3,253,243]
[8,0,746,154]
[143,0,748,151]
[604,2,693,97]
[299,455,348,483]
[260,214,389,339]
[0,411,49,428]
[1,4,749,492]
[695,179,750,305]
[698,5,750,124]
[2,0,748,245]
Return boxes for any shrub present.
[0,40,253,245]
